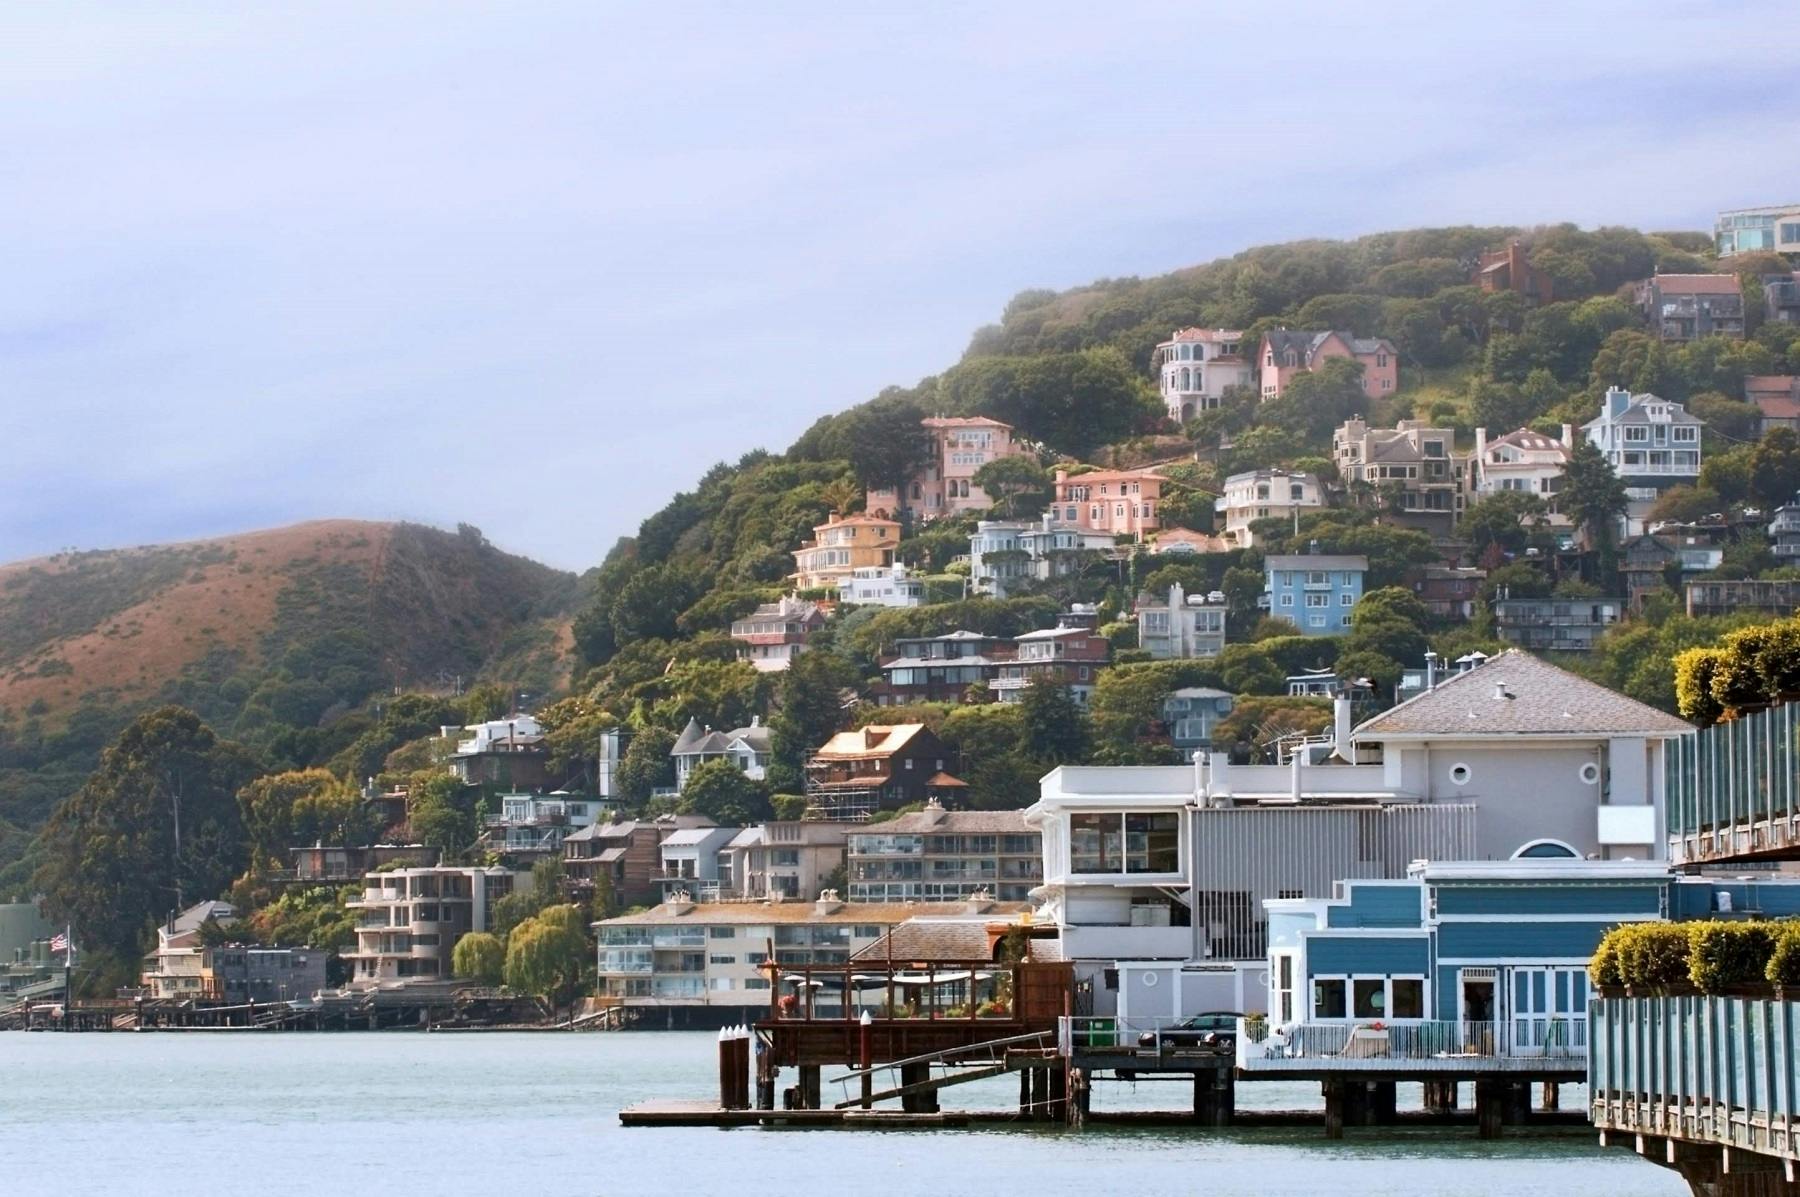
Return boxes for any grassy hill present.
[0,519,579,883]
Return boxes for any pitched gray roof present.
[855,809,1035,836]
[1351,650,1691,740]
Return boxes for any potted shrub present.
[1766,924,1800,1000]
[1616,924,1695,995]
[1674,649,1726,727]
[1688,921,1777,996]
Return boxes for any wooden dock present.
[619,1099,985,1128]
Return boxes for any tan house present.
[1049,467,1163,540]
[865,416,1033,522]
[1333,419,1467,537]
[791,513,900,592]
[1748,376,1800,434]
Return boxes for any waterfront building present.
[1714,203,1800,257]
[344,866,529,987]
[1215,469,1325,548]
[1471,426,1571,499]
[593,893,1023,1027]
[730,596,826,671]
[1154,327,1252,422]
[669,717,769,794]
[140,900,238,999]
[562,815,718,908]
[802,724,964,821]
[1491,596,1624,652]
[846,804,1042,902]
[1135,583,1228,660]
[1161,687,1234,755]
[1049,468,1163,540]
[838,564,926,608]
[791,513,901,592]
[864,416,1032,524]
[1633,274,1746,342]
[1259,329,1397,401]
[1263,551,1367,637]
[1333,419,1467,536]
[722,821,855,900]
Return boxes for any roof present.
[562,824,605,843]
[164,900,237,938]
[857,808,1031,835]
[727,827,764,849]
[1152,528,1231,552]
[1167,686,1234,700]
[881,654,1004,670]
[1015,627,1087,641]
[1262,329,1337,364]
[851,919,1004,962]
[1583,392,1704,428]
[597,900,1027,928]
[672,720,771,758]
[923,415,1012,429]
[1751,379,1800,421]
[1265,554,1368,572]
[660,827,730,847]
[1348,336,1397,356]
[1351,650,1691,740]
[1059,467,1165,484]
[1163,327,1243,344]
[813,723,929,760]
[595,847,630,864]
[815,513,900,529]
[1647,273,1741,295]
[1487,427,1569,457]
[926,772,968,787]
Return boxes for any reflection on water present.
[0,1031,1684,1197]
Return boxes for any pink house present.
[866,416,1032,522]
[1050,468,1163,540]
[1258,329,1398,401]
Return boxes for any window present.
[709,927,735,939]
[1578,762,1600,785]
[1340,614,1353,627]
[1340,591,1355,606]
[1391,978,1424,1019]
[1314,978,1346,1019]
[1308,615,1325,627]
[1353,979,1385,1018]
[1449,763,1472,786]
[1673,426,1696,442]
[1624,426,1649,442]
[1306,593,1329,608]
[709,954,735,965]
[1070,811,1178,874]
[1279,594,1293,607]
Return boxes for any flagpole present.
[63,923,72,1031]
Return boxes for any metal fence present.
[1667,702,1800,864]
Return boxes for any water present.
[0,1032,1685,1197]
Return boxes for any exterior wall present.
[596,912,897,1009]
[1157,329,1252,421]
[345,867,529,987]
[847,829,1043,902]
[1259,332,1396,401]
[865,417,1031,522]
[839,566,924,607]
[1264,561,1366,636]
[1492,598,1624,652]
[1217,470,1325,548]
[791,515,901,590]
[1049,470,1162,540]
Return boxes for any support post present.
[858,1012,873,1110]
[1541,1080,1559,1112]
[1423,1079,1459,1114]
[1475,1080,1503,1139]
[799,1064,821,1111]
[1323,1080,1345,1140]
[1367,1080,1397,1125]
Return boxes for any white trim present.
[1438,955,1617,966]
[1432,913,1660,924]
[1511,837,1583,859]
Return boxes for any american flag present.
[49,932,68,954]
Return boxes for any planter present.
[1699,982,1778,1000]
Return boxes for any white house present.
[1473,426,1572,499]
[968,515,1116,598]
[838,564,925,608]
[1583,386,1704,534]
[1135,583,1227,660]
[669,717,771,793]
[1216,469,1325,548]
[1155,328,1253,423]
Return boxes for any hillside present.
[0,520,578,881]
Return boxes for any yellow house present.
[792,513,901,591]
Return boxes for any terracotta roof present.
[1757,393,1800,421]
[1060,467,1165,484]
[923,416,1012,429]
[926,772,969,788]
[597,900,1026,928]
[1648,273,1741,295]
[1351,650,1691,740]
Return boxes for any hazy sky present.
[5,3,1795,571]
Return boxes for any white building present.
[454,715,543,756]
[839,564,925,608]
[344,866,530,987]
[482,792,604,857]
[669,717,770,794]
[968,515,1117,599]
[1216,469,1325,548]
[1583,386,1703,534]
[1472,426,1572,499]
[1155,328,1253,423]
[1135,583,1227,660]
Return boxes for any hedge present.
[1592,919,1799,991]
[1674,648,1725,727]
[1688,921,1778,992]
[1769,925,1800,986]
[1674,616,1800,727]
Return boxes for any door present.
[1459,969,1496,1056]
[1506,967,1588,1057]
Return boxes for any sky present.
[4,2,1796,572]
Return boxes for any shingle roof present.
[1649,273,1741,295]
[857,809,1032,835]
[1489,427,1569,457]
[1351,650,1691,740]
[1265,554,1368,571]
[814,724,928,759]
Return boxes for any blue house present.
[1162,687,1234,754]
[1263,553,1367,637]
[1243,856,1800,1074]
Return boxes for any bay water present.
[0,1031,1684,1196]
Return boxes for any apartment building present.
[1050,468,1163,540]
[1162,687,1235,755]
[874,630,1014,705]
[1259,329,1398,400]
[1333,418,1466,536]
[846,805,1042,902]
[864,416,1033,522]
[838,564,926,608]
[791,513,901,591]
[1154,327,1253,422]
[1263,552,1367,637]
[1215,469,1325,548]
[479,792,602,859]
[730,596,826,672]
[1715,204,1800,257]
[992,625,1110,705]
[1492,597,1624,652]
[969,515,1116,598]
[723,821,855,900]
[344,866,528,987]
[1686,578,1800,618]
[1135,583,1228,660]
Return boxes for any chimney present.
[1495,680,1514,701]
[1605,386,1632,420]
[1474,427,1487,464]
[922,797,948,826]
[814,889,844,916]
[1560,423,1574,449]
[1333,694,1356,765]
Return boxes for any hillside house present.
[1050,468,1163,540]
[1216,469,1325,548]
[864,416,1032,522]
[1472,426,1571,500]
[1264,552,1367,637]
[847,804,1042,902]
[1748,376,1800,434]
[791,513,900,592]
[1715,204,1800,257]
[1162,687,1234,754]
[803,723,964,821]
[1155,327,1253,422]
[730,596,826,672]
[1259,329,1397,401]
[447,716,552,790]
[838,564,925,608]
[721,820,856,900]
[1136,582,1228,660]
[1473,240,1554,305]
[992,625,1111,705]
[669,717,770,794]
[1583,387,1703,534]
[1409,566,1484,620]
[874,630,1013,706]
[969,515,1116,599]
[562,815,718,908]
[1333,419,1466,536]
[1634,274,1745,342]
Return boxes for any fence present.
[1667,703,1800,864]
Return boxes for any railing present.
[1667,701,1800,864]
[1235,1018,1584,1070]
[762,959,1023,1023]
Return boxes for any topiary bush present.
[1711,625,1778,714]
[1767,924,1800,987]
[1589,928,1625,989]
[1754,619,1800,702]
[1613,923,1694,988]
[1688,921,1777,993]
[1674,648,1725,726]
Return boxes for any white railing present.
[1057,1015,1239,1055]
[1236,1017,1587,1070]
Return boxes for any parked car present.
[1138,1011,1242,1051]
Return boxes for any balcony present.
[1666,702,1800,865]
[1236,1019,1584,1075]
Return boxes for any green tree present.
[1749,428,1800,507]
[461,683,511,723]
[616,726,677,803]
[608,564,698,645]
[1562,436,1629,549]
[1647,486,1726,525]
[238,768,348,869]
[1460,492,1548,557]
[679,757,773,825]
[767,648,853,793]
[36,706,260,953]
[971,455,1052,518]
[1017,677,1091,764]
[825,394,933,496]
[452,931,505,986]
[406,772,479,858]
[504,905,592,1007]
[1259,357,1368,443]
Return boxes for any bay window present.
[1069,811,1179,874]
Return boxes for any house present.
[655,825,744,902]
[1155,328,1253,422]
[1148,528,1231,554]
[1773,498,1800,563]
[846,803,1043,902]
[1162,687,1234,755]
[992,624,1111,706]
[1620,534,1677,611]
[1474,240,1554,305]
[1714,203,1800,257]
[1136,583,1228,660]
[838,564,925,608]
[803,723,964,821]
[288,843,438,883]
[1050,468,1164,540]
[563,815,718,908]
[730,596,826,672]
[1471,426,1571,499]
[447,715,552,790]
[722,820,857,900]
[1408,566,1484,620]
[1685,578,1800,618]
[864,416,1033,522]
[1263,552,1367,637]
[669,717,770,793]
[791,513,901,592]
[1764,273,1800,325]
[1258,329,1398,401]
[1285,669,1339,697]
[140,900,239,1000]
[1583,386,1703,534]
[1747,376,1800,434]
[1491,597,1623,652]
[969,515,1116,599]
[1634,274,1746,342]
[1333,419,1466,536]
[344,866,529,988]
[874,630,1013,705]
[479,792,603,859]
[1216,469,1325,548]
[594,894,1021,1027]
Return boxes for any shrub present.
[1588,928,1625,988]
[1768,925,1800,986]
[1613,923,1693,988]
[1673,648,1725,726]
[1687,921,1777,993]
[1710,625,1778,714]
[1754,620,1800,701]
